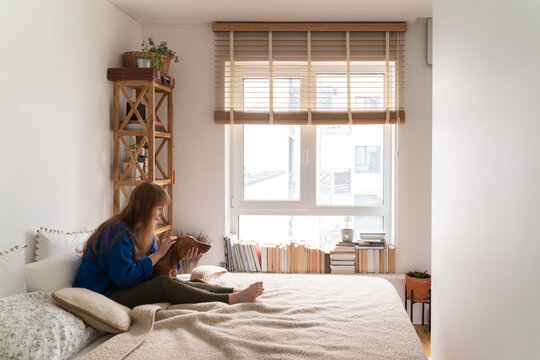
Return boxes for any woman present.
[74,182,263,308]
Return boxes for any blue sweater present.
[73,222,180,296]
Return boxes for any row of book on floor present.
[224,233,395,274]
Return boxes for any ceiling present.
[109,0,432,25]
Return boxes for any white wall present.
[141,24,225,265]
[398,18,432,273]
[142,20,432,272]
[0,0,141,262]
[432,0,540,358]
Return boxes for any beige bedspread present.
[84,273,426,360]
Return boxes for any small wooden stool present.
[405,286,431,332]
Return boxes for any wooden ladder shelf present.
[108,71,175,238]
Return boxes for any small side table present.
[405,286,431,332]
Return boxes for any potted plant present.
[122,143,145,180]
[141,37,179,74]
[340,216,354,242]
[405,270,431,300]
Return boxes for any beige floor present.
[414,324,430,358]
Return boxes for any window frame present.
[229,124,395,243]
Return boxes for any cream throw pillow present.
[52,288,131,333]
[34,227,93,262]
[0,245,27,298]
[25,252,81,292]
[190,265,228,282]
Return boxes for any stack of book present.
[330,242,355,274]
[223,234,261,272]
[261,243,329,273]
[224,236,331,273]
[356,233,386,248]
[354,233,386,273]
[155,123,166,132]
[223,234,396,275]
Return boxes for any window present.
[232,122,394,248]
[216,23,405,247]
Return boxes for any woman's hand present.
[181,247,201,261]
[157,236,177,257]
[149,236,177,266]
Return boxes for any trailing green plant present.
[129,143,138,152]
[141,37,179,71]
[407,270,430,279]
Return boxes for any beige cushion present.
[52,288,131,333]
[190,265,228,282]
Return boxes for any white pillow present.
[25,252,81,292]
[0,245,27,298]
[190,265,228,283]
[0,291,99,359]
[52,287,132,333]
[34,227,93,262]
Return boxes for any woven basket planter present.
[123,51,144,68]
[123,52,171,74]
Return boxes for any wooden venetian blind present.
[213,23,406,125]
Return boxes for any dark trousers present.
[110,276,234,308]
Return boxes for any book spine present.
[240,244,250,272]
[324,253,330,273]
[298,245,305,273]
[379,248,385,274]
[367,250,375,273]
[255,243,262,271]
[261,247,267,272]
[268,246,273,273]
[286,244,291,273]
[223,237,229,270]
[361,250,368,274]
[388,245,396,273]
[275,246,278,273]
[234,243,242,272]
[251,244,261,272]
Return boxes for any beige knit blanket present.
[84,273,426,360]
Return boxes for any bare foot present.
[229,281,264,304]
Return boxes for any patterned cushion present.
[0,291,100,359]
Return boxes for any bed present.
[82,273,426,360]
[0,230,426,360]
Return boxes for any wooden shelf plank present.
[154,179,172,186]
[112,79,173,93]
[118,130,171,138]
[156,225,172,235]
[117,179,171,186]
[156,132,172,139]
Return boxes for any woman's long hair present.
[83,182,170,260]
